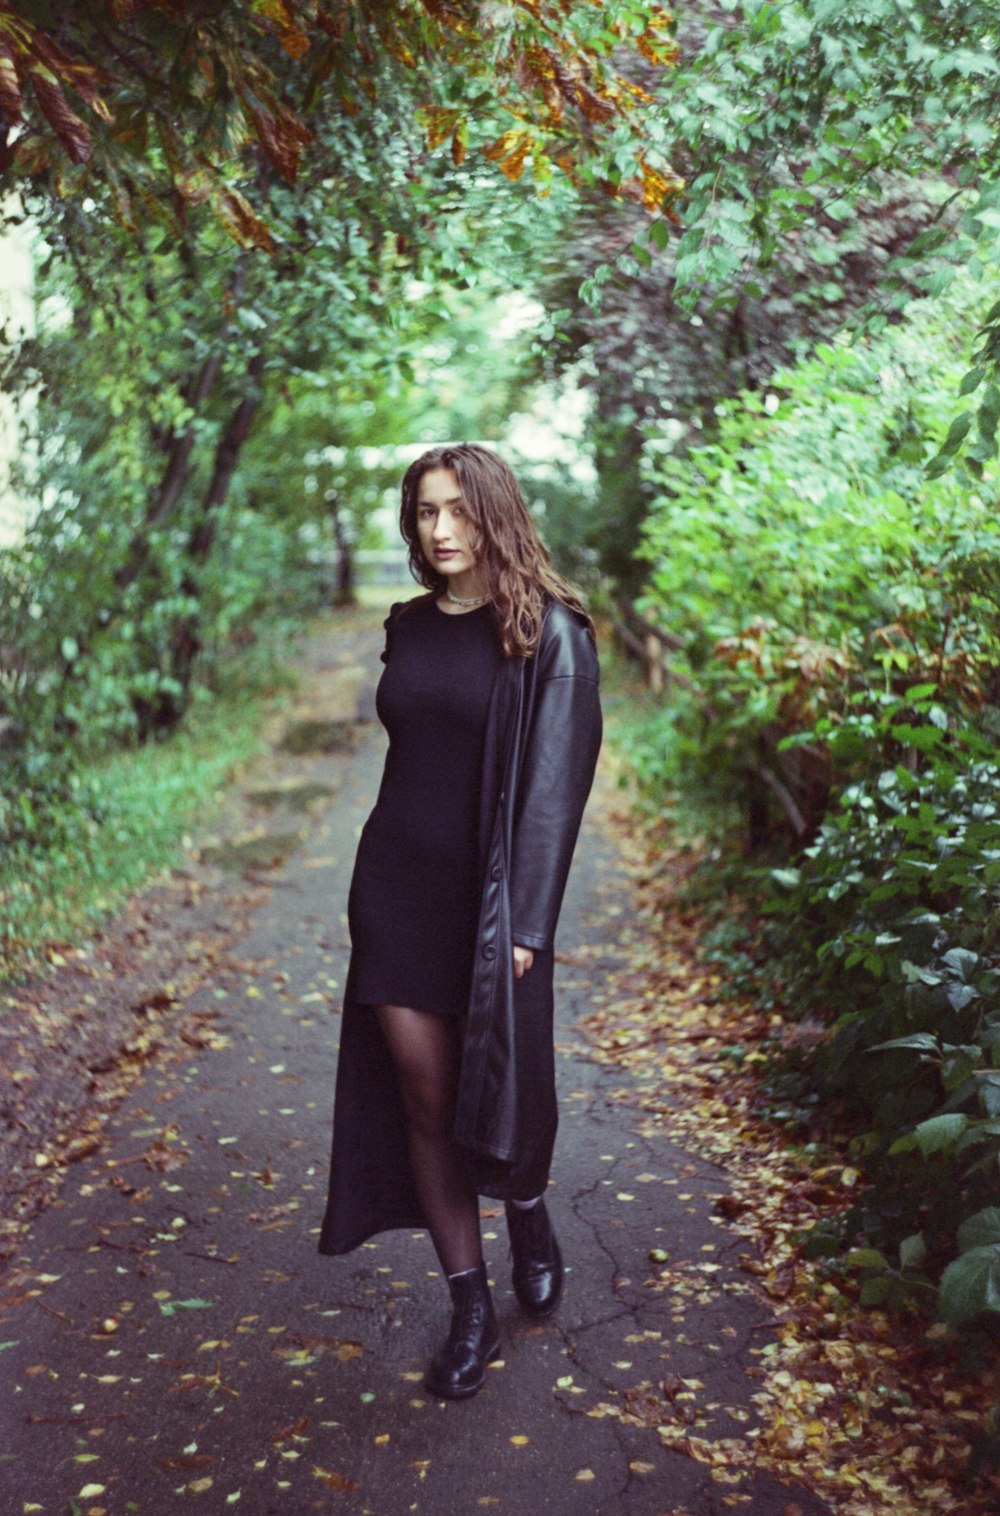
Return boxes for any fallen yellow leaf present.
[312,1467,360,1493]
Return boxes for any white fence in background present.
[310,545,413,587]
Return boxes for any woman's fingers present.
[513,946,534,979]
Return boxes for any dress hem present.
[351,996,466,1018]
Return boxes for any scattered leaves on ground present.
[579,799,1000,1515]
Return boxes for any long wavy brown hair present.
[399,444,593,658]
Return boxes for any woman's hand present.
[513,945,534,979]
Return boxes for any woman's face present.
[415,467,480,580]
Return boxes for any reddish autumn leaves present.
[0,0,681,241]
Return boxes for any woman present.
[318,443,602,1400]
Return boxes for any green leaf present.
[869,1033,939,1054]
[979,1074,1000,1118]
[845,1247,889,1271]
[939,411,973,457]
[947,983,980,1013]
[940,1244,1000,1326]
[899,1232,927,1271]
[943,947,979,981]
[942,1046,982,1090]
[913,1112,968,1158]
[978,384,1000,443]
[959,366,986,396]
[958,1208,1000,1252]
[649,219,670,251]
[859,1276,891,1307]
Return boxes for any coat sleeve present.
[507,613,602,952]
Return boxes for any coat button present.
[490,865,503,882]
[482,943,497,960]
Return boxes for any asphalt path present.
[0,616,829,1516]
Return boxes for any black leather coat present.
[318,599,602,1255]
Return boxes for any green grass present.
[0,663,290,983]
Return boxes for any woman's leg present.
[375,1004,481,1276]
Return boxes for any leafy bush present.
[0,492,320,974]
[769,734,1000,1278]
[0,503,323,809]
[629,279,1000,1317]
[636,283,1000,837]
[0,685,269,976]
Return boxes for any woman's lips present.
[434,549,458,559]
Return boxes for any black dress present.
[347,595,502,1016]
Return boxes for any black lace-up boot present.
[424,1261,500,1400]
[505,1198,564,1317]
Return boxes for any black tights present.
[376,1005,482,1277]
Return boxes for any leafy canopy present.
[653,0,1000,471]
[0,0,680,244]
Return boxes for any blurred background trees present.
[0,0,675,750]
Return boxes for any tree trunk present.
[187,346,267,564]
[115,260,248,592]
[143,345,268,730]
[328,492,356,607]
[132,344,267,738]
[114,352,225,592]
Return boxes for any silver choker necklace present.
[446,588,489,607]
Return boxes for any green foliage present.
[0,476,326,762]
[0,670,272,977]
[941,1209,1000,1327]
[0,71,558,955]
[657,0,1000,470]
[540,168,939,583]
[535,0,1000,582]
[842,1235,935,1313]
[769,751,1000,1256]
[2,77,554,752]
[637,280,1000,824]
[1,0,677,247]
[628,280,1000,1310]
